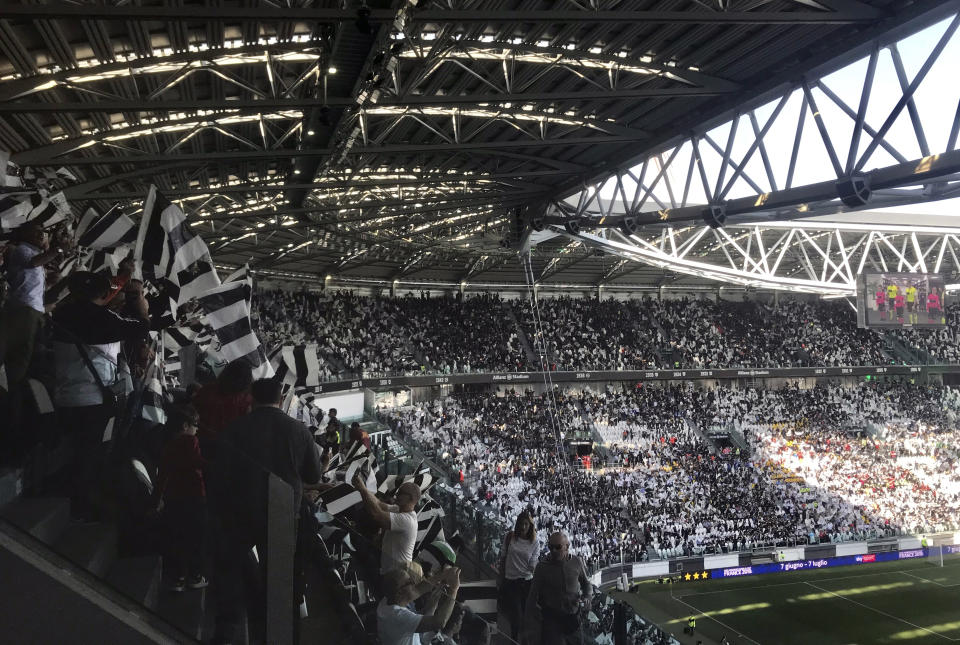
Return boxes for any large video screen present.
[861,272,946,328]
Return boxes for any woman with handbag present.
[51,271,151,520]
[498,511,539,643]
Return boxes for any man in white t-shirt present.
[353,472,420,573]
[0,222,69,385]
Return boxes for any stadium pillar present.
[459,280,466,296]
[597,285,604,300]
[391,278,398,297]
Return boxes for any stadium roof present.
[2,0,959,292]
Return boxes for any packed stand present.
[251,290,954,379]
[738,382,960,537]
[391,292,528,374]
[255,289,527,377]
[514,296,662,371]
[380,383,960,571]
[765,300,891,366]
[514,296,899,372]
[893,302,960,363]
[256,289,421,378]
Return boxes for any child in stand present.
[157,404,208,592]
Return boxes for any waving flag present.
[134,185,220,313]
[77,206,137,250]
[194,279,272,377]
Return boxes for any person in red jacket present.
[157,404,208,592]
[192,358,253,459]
[894,293,905,322]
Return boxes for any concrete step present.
[0,497,70,544]
[106,555,162,610]
[157,583,208,642]
[54,521,118,577]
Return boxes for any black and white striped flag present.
[278,345,323,388]
[77,206,137,250]
[141,336,166,424]
[318,524,353,552]
[319,482,363,517]
[377,474,398,495]
[377,470,434,498]
[223,264,254,291]
[85,247,129,274]
[0,191,69,232]
[415,498,445,553]
[134,185,220,314]
[163,325,200,351]
[195,279,272,377]
[457,581,499,621]
[22,166,77,185]
[163,345,181,375]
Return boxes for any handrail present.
[290,363,949,394]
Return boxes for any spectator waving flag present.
[134,185,220,312]
[194,279,272,377]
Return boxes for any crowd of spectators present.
[513,297,661,371]
[893,303,960,363]
[515,296,899,371]
[256,289,421,378]
[255,289,526,378]
[251,289,960,381]
[382,381,960,572]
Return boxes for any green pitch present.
[616,557,960,645]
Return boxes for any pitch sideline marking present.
[804,582,958,642]
[670,594,763,645]
[900,571,960,589]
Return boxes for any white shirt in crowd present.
[376,598,422,645]
[380,504,418,574]
[6,243,44,312]
[504,535,540,580]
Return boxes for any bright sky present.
[596,16,960,218]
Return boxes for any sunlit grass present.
[663,602,771,625]
[889,620,960,640]
[797,581,915,601]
